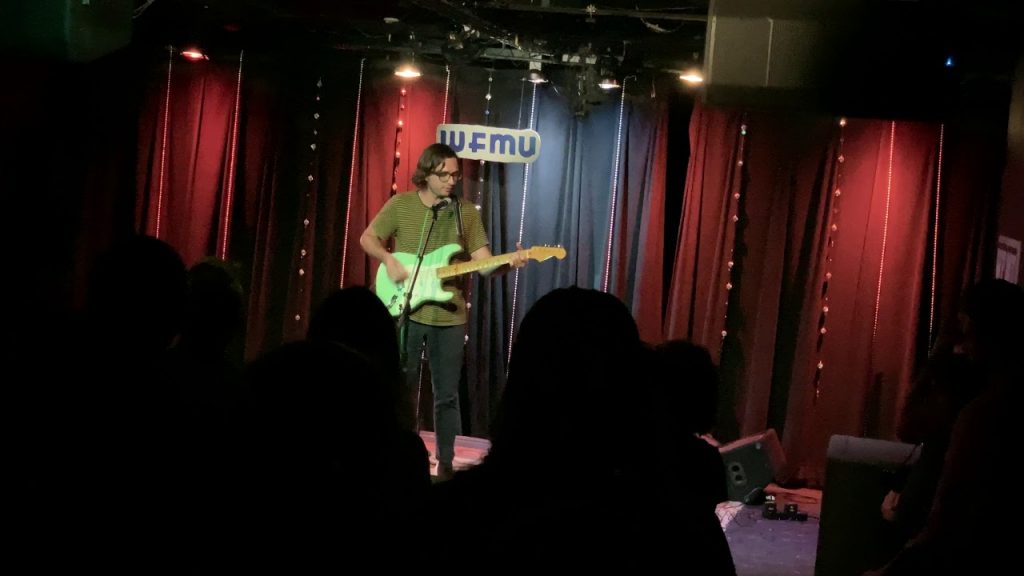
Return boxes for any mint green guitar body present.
[375,243,464,317]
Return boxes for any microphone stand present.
[397,198,448,431]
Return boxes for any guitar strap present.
[415,211,431,262]
[453,195,465,243]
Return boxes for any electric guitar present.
[375,244,567,317]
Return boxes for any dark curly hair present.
[411,143,458,188]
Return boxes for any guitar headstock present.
[525,245,567,262]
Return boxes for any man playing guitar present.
[360,143,527,479]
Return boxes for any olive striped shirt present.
[369,191,489,326]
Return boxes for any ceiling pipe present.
[476,2,708,23]
[410,0,551,55]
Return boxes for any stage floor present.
[720,503,819,576]
[418,431,491,472]
[419,433,821,576]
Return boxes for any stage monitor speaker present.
[814,435,919,576]
[703,0,950,118]
[719,428,787,504]
[0,0,133,62]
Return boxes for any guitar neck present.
[435,251,521,279]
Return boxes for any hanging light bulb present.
[679,68,704,85]
[180,46,208,61]
[394,56,422,79]
[527,60,548,84]
[597,69,620,90]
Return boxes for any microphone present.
[431,198,451,213]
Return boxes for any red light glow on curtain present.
[665,102,997,481]
[137,53,244,266]
[217,50,244,260]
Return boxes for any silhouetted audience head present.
[488,286,645,472]
[308,286,402,401]
[233,339,422,568]
[428,288,736,573]
[308,287,398,365]
[241,340,392,468]
[962,278,1024,374]
[181,259,243,357]
[653,340,719,435]
[86,235,186,355]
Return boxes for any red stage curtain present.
[610,100,670,343]
[665,101,999,481]
[136,53,241,266]
[339,68,448,290]
[129,52,1002,477]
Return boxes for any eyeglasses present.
[431,170,462,182]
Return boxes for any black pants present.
[403,321,464,466]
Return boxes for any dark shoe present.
[436,461,454,481]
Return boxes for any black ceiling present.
[134,0,1020,94]
[136,0,710,74]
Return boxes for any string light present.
[508,81,538,366]
[296,77,324,328]
[339,59,366,288]
[602,75,632,293]
[155,46,174,239]
[872,122,895,347]
[442,64,451,124]
[390,82,409,196]
[477,72,494,206]
[720,117,748,355]
[813,117,848,402]
[929,124,945,347]
[218,50,244,260]
[465,72,495,345]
